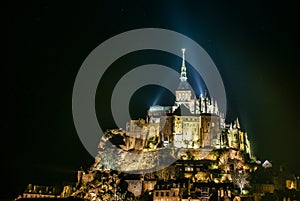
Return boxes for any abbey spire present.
[180,48,187,82]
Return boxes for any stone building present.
[124,49,252,158]
[153,183,181,201]
[125,119,160,149]
[16,184,63,199]
[218,118,252,158]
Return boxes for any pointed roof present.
[177,80,192,90]
[262,160,272,168]
[177,48,192,91]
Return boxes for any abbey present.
[125,49,252,158]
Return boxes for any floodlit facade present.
[125,48,252,158]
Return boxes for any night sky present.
[6,0,299,198]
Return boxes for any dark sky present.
[6,0,299,198]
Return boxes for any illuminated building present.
[125,48,252,158]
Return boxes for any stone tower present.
[175,48,197,114]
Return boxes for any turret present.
[235,117,240,129]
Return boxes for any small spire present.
[182,48,186,67]
[236,117,240,129]
[180,48,187,82]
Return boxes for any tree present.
[231,170,250,194]
[195,171,211,182]
[219,152,230,173]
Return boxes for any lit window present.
[185,167,194,171]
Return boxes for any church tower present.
[175,48,196,114]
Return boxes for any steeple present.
[180,48,187,82]
[182,48,186,67]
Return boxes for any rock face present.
[92,130,167,172]
[81,173,95,184]
[118,150,158,172]
[122,136,147,151]
[93,129,218,173]
[93,141,160,172]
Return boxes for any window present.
[156,192,159,196]
[166,192,169,196]
[185,166,194,172]
[161,192,164,196]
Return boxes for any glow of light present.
[194,76,205,97]
[152,90,164,106]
